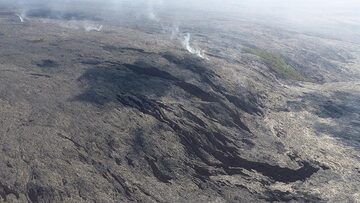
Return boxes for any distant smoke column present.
[147,0,158,21]
[170,25,179,40]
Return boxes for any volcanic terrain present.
[0,3,359,202]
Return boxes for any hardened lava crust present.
[0,6,359,202]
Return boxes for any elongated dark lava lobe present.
[115,63,321,183]
[218,156,319,183]
[116,92,320,183]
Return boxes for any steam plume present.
[146,0,160,22]
[182,33,208,59]
[16,13,24,22]
[84,24,103,32]
[170,25,179,40]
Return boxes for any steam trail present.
[16,13,24,22]
[170,25,179,40]
[84,24,103,32]
[182,33,208,59]
[146,0,160,21]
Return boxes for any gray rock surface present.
[0,5,359,202]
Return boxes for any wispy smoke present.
[170,25,179,40]
[4,0,359,43]
[146,4,157,21]
[145,0,162,22]
[15,13,25,22]
[182,33,208,60]
[84,24,103,32]
[166,25,209,60]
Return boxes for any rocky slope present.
[0,7,359,202]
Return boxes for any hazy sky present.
[4,0,359,22]
[2,0,359,42]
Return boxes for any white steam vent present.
[16,13,25,22]
[84,24,103,32]
[182,33,208,60]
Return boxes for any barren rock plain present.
[0,2,359,202]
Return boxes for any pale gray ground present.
[0,5,359,203]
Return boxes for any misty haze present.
[0,0,359,202]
